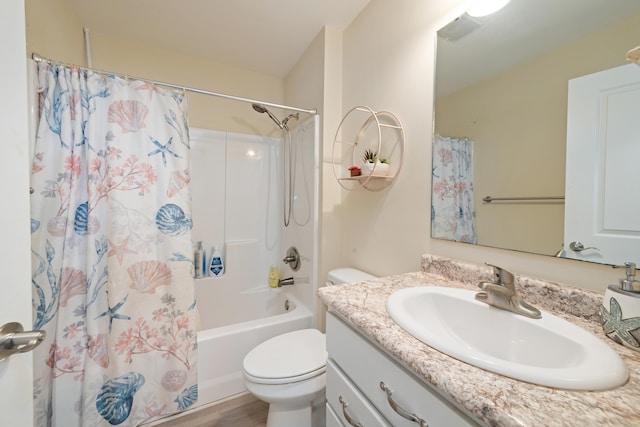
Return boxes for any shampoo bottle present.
[269,265,279,288]
[209,245,224,277]
[194,241,204,278]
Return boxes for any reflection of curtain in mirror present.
[431,135,476,243]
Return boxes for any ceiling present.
[68,0,372,78]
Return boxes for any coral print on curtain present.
[431,134,477,243]
[30,62,198,426]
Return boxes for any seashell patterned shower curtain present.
[431,134,477,244]
[30,62,198,426]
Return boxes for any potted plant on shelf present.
[361,149,390,176]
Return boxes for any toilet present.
[242,268,376,427]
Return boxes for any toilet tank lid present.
[327,268,376,285]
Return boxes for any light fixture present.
[467,0,511,17]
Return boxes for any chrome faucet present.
[475,263,541,319]
[278,277,295,287]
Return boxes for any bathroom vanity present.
[326,311,479,426]
[319,255,640,427]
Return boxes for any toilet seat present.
[243,329,327,385]
[244,365,326,385]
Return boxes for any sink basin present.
[386,286,628,390]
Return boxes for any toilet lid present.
[243,329,327,381]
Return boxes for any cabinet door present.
[327,360,391,427]
[327,313,480,427]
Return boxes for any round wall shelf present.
[332,106,405,191]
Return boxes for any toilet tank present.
[326,268,376,286]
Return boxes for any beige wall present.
[26,0,287,136]
[435,13,640,255]
[25,0,85,65]
[339,0,626,292]
[337,0,454,277]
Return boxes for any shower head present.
[252,103,284,129]
[252,103,268,114]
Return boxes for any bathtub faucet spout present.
[278,277,295,287]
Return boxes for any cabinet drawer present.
[327,402,345,427]
[327,313,480,427]
[327,359,391,427]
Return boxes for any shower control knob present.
[283,246,301,271]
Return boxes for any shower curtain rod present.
[31,52,317,115]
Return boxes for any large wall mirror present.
[432,0,640,266]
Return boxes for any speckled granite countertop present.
[318,255,640,427]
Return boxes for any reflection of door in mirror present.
[563,64,640,266]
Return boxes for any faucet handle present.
[485,263,515,289]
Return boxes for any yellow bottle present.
[269,265,279,288]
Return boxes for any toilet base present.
[264,395,325,427]
[245,375,326,427]
[266,404,311,427]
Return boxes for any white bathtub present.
[194,280,312,406]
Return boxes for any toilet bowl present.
[243,329,326,427]
[242,268,375,427]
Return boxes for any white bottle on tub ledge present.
[209,245,224,277]
[194,241,205,278]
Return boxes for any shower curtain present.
[30,62,198,426]
[431,134,476,243]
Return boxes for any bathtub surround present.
[319,254,640,426]
[190,121,318,311]
[30,62,198,426]
[190,128,281,291]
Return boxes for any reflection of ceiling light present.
[467,0,511,17]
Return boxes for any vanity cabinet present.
[326,312,481,427]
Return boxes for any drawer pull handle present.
[380,381,428,427]
[339,395,364,427]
